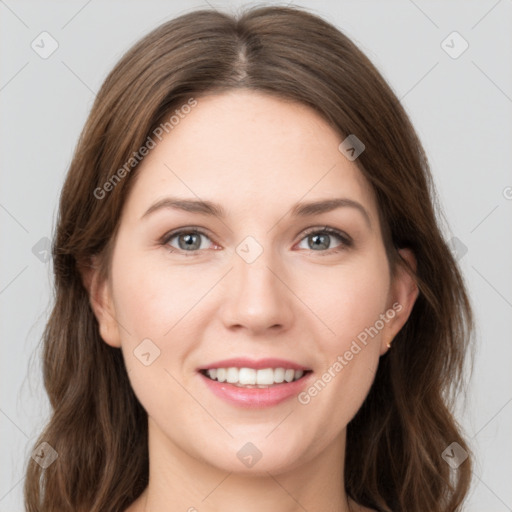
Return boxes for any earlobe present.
[380,248,419,355]
[78,256,121,348]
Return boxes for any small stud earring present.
[386,338,393,349]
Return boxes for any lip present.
[198,359,313,408]
[198,357,311,371]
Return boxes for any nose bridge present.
[221,233,294,332]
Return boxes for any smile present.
[198,358,313,408]
[200,367,310,387]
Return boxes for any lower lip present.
[199,372,313,408]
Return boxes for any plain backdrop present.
[1,0,511,510]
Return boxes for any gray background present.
[1,0,511,510]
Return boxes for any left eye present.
[297,228,350,252]
[163,227,351,254]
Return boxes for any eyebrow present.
[141,196,372,227]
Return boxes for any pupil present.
[181,233,199,250]
[311,233,329,250]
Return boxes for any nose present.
[219,246,295,336]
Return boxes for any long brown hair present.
[24,5,473,511]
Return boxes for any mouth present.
[197,358,313,408]
[199,367,312,388]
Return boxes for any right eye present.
[162,229,215,253]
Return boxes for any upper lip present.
[199,358,311,371]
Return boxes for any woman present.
[24,5,473,512]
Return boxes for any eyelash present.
[160,226,353,257]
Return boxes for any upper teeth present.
[205,367,304,386]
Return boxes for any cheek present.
[110,245,217,397]
[110,256,195,423]
[111,247,201,339]
[299,253,389,413]
[108,248,188,392]
[306,253,390,350]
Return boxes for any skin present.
[85,90,418,512]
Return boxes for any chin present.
[198,434,311,476]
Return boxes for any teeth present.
[226,367,238,383]
[256,368,274,385]
[205,367,306,386]
[284,369,295,383]
[239,368,256,385]
[274,367,285,383]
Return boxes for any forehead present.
[123,90,378,224]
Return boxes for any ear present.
[79,256,121,348]
[380,248,419,355]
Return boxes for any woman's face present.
[90,90,416,475]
